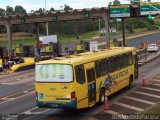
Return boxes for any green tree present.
[130,0,140,6]
[0,8,5,16]
[50,8,55,11]
[6,6,15,15]
[34,8,43,13]
[113,0,120,5]
[15,5,27,14]
[64,4,73,10]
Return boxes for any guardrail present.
[137,49,147,60]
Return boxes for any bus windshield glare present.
[36,64,73,82]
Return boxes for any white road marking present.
[153,76,160,79]
[104,110,128,119]
[148,83,160,87]
[23,91,29,94]
[152,79,160,82]
[133,91,160,99]
[114,102,144,112]
[141,87,160,92]
[104,110,119,115]
[22,107,51,116]
[124,96,155,105]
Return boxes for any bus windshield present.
[36,64,73,82]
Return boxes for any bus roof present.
[36,47,136,66]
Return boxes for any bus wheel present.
[128,75,133,88]
[0,67,2,72]
[99,89,105,104]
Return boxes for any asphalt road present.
[61,32,160,52]
[0,54,159,120]
[127,32,160,48]
[0,33,160,120]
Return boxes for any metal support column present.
[122,18,126,46]
[103,13,110,48]
[35,23,40,56]
[46,22,49,36]
[5,22,12,58]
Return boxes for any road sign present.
[76,45,84,51]
[109,5,131,18]
[140,2,160,15]
[15,47,23,54]
[45,45,53,52]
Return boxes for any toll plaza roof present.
[0,7,108,25]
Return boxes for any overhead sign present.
[140,2,160,15]
[76,45,84,51]
[109,5,130,18]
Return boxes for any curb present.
[126,31,160,40]
[138,53,160,67]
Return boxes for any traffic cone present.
[141,73,146,86]
[104,95,109,110]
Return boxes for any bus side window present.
[87,68,95,83]
[128,52,133,65]
[115,56,121,70]
[123,54,128,67]
[75,65,85,84]
[108,57,115,73]
[95,61,101,78]
[119,55,123,69]
[101,59,108,75]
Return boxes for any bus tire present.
[99,89,105,104]
[128,75,133,87]
[0,67,2,72]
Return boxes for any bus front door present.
[85,63,96,107]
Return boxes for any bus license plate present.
[51,104,58,108]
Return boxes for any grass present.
[0,28,159,48]
[58,31,100,44]
[0,38,36,49]
[141,102,160,114]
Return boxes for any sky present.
[0,0,159,13]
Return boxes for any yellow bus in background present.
[35,47,138,109]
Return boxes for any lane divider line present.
[114,102,144,112]
[0,78,35,85]
[124,96,155,105]
[0,88,34,103]
[0,91,34,105]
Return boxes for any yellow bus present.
[35,47,138,109]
